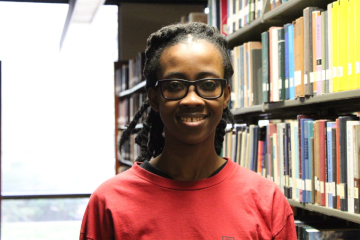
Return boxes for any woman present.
[80,22,296,240]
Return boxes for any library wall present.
[118,3,206,60]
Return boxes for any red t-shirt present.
[80,159,296,240]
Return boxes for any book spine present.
[354,125,360,213]
[327,3,333,93]
[338,0,348,91]
[356,0,360,88]
[284,24,290,100]
[348,0,356,90]
[240,45,245,108]
[322,11,329,94]
[303,8,314,96]
[315,15,323,95]
[307,121,314,203]
[261,31,270,103]
[332,2,339,92]
[331,127,337,209]
[319,120,327,206]
[295,17,305,98]
[278,28,285,101]
[288,24,295,100]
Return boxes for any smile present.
[180,116,207,122]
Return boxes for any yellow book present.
[348,0,356,90]
[356,0,360,88]
[332,2,339,92]
[338,0,348,91]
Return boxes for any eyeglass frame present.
[154,78,228,100]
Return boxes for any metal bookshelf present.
[227,0,335,48]
[118,79,146,98]
[288,199,360,224]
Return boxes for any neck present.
[149,131,225,181]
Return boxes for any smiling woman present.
[80,22,297,240]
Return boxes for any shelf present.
[118,80,146,98]
[231,89,360,119]
[227,0,335,48]
[288,199,360,224]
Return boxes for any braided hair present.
[119,22,235,162]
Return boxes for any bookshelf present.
[225,0,360,231]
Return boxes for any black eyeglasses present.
[155,78,227,100]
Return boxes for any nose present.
[180,86,205,108]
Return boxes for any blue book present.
[288,24,295,100]
[307,120,314,203]
[284,23,291,100]
[301,118,312,202]
[327,121,336,208]
[240,45,244,108]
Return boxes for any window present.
[0,2,118,239]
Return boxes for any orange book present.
[294,17,305,98]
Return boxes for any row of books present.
[294,214,360,240]
[270,0,288,11]
[115,52,145,95]
[229,1,360,108]
[227,0,266,35]
[223,114,360,214]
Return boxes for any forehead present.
[158,39,224,78]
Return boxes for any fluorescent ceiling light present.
[60,0,106,49]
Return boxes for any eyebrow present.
[162,71,222,80]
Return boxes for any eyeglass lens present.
[161,79,222,99]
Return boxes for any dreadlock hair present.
[119,22,235,162]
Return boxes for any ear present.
[223,84,231,109]
[148,88,160,112]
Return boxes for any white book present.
[273,132,279,187]
[347,120,360,214]
[240,127,248,167]
[271,27,280,102]
[327,3,333,93]
[290,121,297,201]
[236,130,242,165]
[277,122,285,195]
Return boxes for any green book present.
[278,28,285,101]
[261,31,269,103]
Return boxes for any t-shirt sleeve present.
[79,192,115,240]
[271,187,297,240]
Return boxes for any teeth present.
[181,117,204,122]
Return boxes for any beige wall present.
[118,3,205,60]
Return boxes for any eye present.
[166,81,185,92]
[198,80,219,91]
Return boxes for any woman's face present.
[148,39,230,146]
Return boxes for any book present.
[291,121,299,201]
[277,122,286,195]
[332,2,339,92]
[354,125,360,213]
[338,0,348,91]
[261,31,270,103]
[326,121,337,208]
[315,15,323,95]
[303,7,322,96]
[318,120,328,206]
[339,115,358,211]
[294,17,305,98]
[348,0,356,90]
[270,27,282,102]
[312,10,321,94]
[288,24,295,100]
[331,127,337,209]
[267,123,277,181]
[356,0,360,88]
[336,118,341,209]
[305,120,314,203]
[244,42,249,107]
[327,3,333,93]
[322,11,329,94]
[240,45,245,108]
[249,42,262,105]
[278,28,285,101]
[284,23,290,100]
[286,122,292,199]
[313,120,321,205]
[346,120,360,214]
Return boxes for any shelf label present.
[289,177,293,187]
[314,177,319,191]
[326,69,331,79]
[290,77,294,87]
[348,186,353,198]
[356,62,360,74]
[285,79,289,88]
[348,63,352,75]
[333,67,337,78]
[322,70,326,81]
[338,66,343,77]
[355,187,359,199]
[279,79,282,89]
[320,181,325,193]
[310,72,315,83]
[332,182,336,196]
[263,83,266,92]
[304,74,308,84]
[295,71,301,86]
[339,184,345,199]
